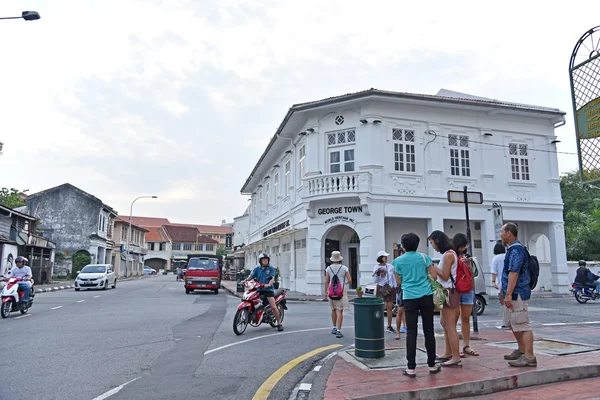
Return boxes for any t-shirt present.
[326,264,348,289]
[490,254,506,286]
[392,252,433,300]
[10,266,32,279]
[250,265,275,293]
[372,264,396,288]
[501,240,531,301]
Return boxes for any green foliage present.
[0,188,27,209]
[561,171,600,260]
[216,246,228,258]
[71,251,91,278]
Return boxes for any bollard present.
[353,297,385,358]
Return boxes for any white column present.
[304,221,323,295]
[427,216,445,258]
[358,202,385,287]
[548,222,569,293]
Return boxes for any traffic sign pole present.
[462,186,479,333]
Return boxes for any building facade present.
[144,226,172,271]
[163,225,218,266]
[112,217,148,277]
[240,88,569,295]
[24,183,118,276]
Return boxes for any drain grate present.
[345,348,429,369]
[487,339,600,356]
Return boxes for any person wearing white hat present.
[374,250,401,335]
[324,251,351,338]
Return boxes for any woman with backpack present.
[452,233,479,358]
[428,230,462,368]
[324,251,352,338]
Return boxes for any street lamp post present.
[126,195,157,278]
[0,11,41,21]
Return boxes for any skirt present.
[329,288,350,311]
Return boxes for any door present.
[324,239,340,270]
[349,248,358,289]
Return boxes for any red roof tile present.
[130,216,171,227]
[114,216,149,232]
[145,227,169,242]
[170,223,232,234]
[163,225,219,244]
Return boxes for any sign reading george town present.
[317,205,363,215]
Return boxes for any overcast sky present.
[0,1,597,224]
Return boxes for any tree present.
[216,246,228,258]
[71,251,92,279]
[0,188,27,209]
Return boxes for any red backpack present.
[450,250,474,294]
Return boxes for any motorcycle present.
[233,280,287,336]
[1,277,35,318]
[571,282,600,304]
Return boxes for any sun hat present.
[330,251,343,262]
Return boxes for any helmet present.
[15,256,28,264]
[258,253,270,264]
[579,260,587,267]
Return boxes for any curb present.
[34,275,152,294]
[351,364,600,400]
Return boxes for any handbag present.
[378,283,393,297]
[422,253,445,310]
[444,287,460,309]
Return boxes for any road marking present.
[91,377,140,400]
[94,296,100,298]
[50,306,63,310]
[15,314,32,319]
[313,366,322,372]
[77,300,85,303]
[204,328,332,355]
[298,383,312,391]
[253,344,341,400]
[542,321,600,326]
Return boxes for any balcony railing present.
[306,172,370,196]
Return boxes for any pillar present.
[548,221,569,293]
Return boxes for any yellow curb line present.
[252,344,342,400]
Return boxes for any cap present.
[376,251,390,258]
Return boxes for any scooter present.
[233,280,287,336]
[571,281,600,304]
[1,277,35,318]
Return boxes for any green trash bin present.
[353,297,385,358]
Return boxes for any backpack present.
[520,246,540,290]
[450,250,474,294]
[328,265,345,300]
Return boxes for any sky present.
[0,1,598,225]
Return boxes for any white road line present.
[204,328,331,355]
[313,366,322,372]
[94,296,100,298]
[298,383,312,391]
[50,306,63,310]
[77,300,85,303]
[91,377,140,400]
[15,314,32,320]
[542,321,600,326]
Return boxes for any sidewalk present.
[221,279,358,302]
[322,328,600,400]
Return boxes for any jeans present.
[18,282,30,302]
[594,281,600,293]
[403,294,436,369]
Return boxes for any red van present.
[184,256,221,294]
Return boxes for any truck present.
[184,254,222,295]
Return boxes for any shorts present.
[460,291,474,305]
[376,286,396,302]
[259,291,274,298]
[396,288,404,307]
[502,294,532,332]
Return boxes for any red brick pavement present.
[324,332,600,400]
[462,377,600,399]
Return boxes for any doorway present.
[322,225,360,289]
[348,247,358,289]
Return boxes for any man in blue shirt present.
[499,223,536,368]
[243,253,283,332]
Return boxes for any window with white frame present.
[172,243,182,251]
[327,129,355,146]
[183,243,193,251]
[206,244,214,252]
[265,182,270,208]
[272,245,279,254]
[195,243,204,251]
[285,161,291,197]
[327,129,355,173]
[448,134,470,177]
[299,145,306,180]
[294,239,306,249]
[273,173,279,205]
[392,129,416,172]
[282,243,291,252]
[509,143,530,181]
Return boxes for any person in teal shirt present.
[392,233,440,377]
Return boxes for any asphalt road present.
[2,276,600,400]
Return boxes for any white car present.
[75,264,117,291]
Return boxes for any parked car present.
[75,264,117,291]
[143,266,156,275]
[363,256,488,315]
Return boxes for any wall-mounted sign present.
[263,220,290,238]
[324,216,355,225]
[317,205,363,215]
[225,233,232,249]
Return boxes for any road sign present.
[447,190,483,204]
[492,203,504,242]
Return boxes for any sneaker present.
[508,355,537,368]
[336,331,344,338]
[386,326,397,334]
[277,324,284,332]
[504,349,524,360]
[400,326,407,333]
[331,327,338,334]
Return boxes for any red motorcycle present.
[233,280,287,335]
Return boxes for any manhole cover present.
[345,348,429,369]
[487,339,600,356]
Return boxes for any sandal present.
[394,335,401,340]
[463,346,479,356]
[435,355,451,362]
[440,361,463,368]
[429,364,442,374]
[402,368,416,378]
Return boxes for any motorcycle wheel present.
[269,304,285,327]
[20,303,29,315]
[575,291,589,304]
[233,308,249,336]
[1,301,12,318]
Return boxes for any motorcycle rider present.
[575,260,600,294]
[9,256,33,304]
[243,253,283,332]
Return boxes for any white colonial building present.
[240,88,568,295]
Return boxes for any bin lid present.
[353,297,384,305]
